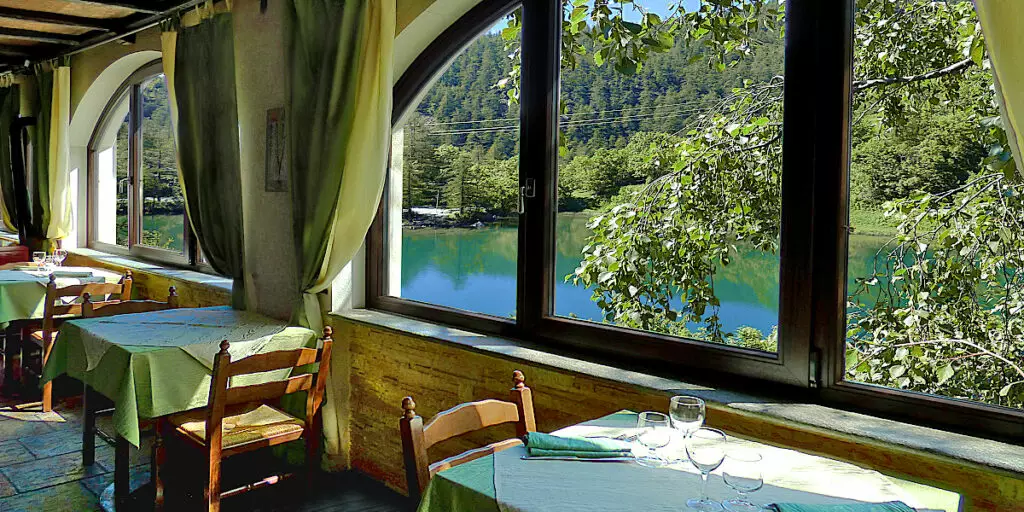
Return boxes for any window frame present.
[86,58,204,270]
[368,0,1024,442]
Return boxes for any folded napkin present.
[51,270,93,278]
[771,502,916,512]
[525,432,633,458]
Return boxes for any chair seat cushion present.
[169,403,305,450]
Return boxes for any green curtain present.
[0,84,19,233]
[287,0,395,329]
[26,67,53,252]
[975,1,1024,172]
[173,12,246,308]
[286,0,395,459]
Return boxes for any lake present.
[398,213,889,335]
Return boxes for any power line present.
[424,107,707,136]
[422,99,712,128]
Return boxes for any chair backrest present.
[204,326,335,451]
[82,286,179,318]
[400,370,536,500]
[40,270,134,340]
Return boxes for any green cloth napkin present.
[772,502,916,512]
[525,432,633,458]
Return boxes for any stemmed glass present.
[686,427,727,511]
[723,451,764,512]
[53,249,67,267]
[32,251,45,269]
[669,395,705,438]
[636,411,672,468]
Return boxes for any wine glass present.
[43,255,54,270]
[636,411,672,468]
[723,451,764,512]
[686,427,728,511]
[670,395,705,438]
[53,249,67,267]
[32,251,45,269]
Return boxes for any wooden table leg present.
[82,383,96,466]
[1,325,20,393]
[115,434,129,510]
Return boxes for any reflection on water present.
[398,213,887,334]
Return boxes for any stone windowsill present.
[67,247,232,292]
[334,308,1024,482]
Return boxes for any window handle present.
[519,178,536,215]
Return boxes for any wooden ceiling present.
[0,0,204,72]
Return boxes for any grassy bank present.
[848,207,899,237]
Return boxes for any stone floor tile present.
[0,450,109,493]
[80,464,149,498]
[17,429,81,459]
[0,440,35,469]
[0,472,15,498]
[0,417,54,441]
[0,480,99,512]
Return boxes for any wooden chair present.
[26,271,133,411]
[153,327,334,512]
[82,286,179,317]
[400,370,536,501]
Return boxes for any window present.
[88,59,197,266]
[371,0,1024,440]
[384,9,521,320]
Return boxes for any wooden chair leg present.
[206,449,221,512]
[305,412,323,489]
[152,420,166,511]
[40,339,52,412]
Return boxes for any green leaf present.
[501,26,519,41]
[888,365,907,379]
[570,6,588,24]
[936,364,955,385]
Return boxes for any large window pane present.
[387,13,521,318]
[93,91,130,247]
[843,3,1023,410]
[555,1,784,353]
[139,73,185,253]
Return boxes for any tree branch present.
[853,58,975,93]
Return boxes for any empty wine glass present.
[723,451,764,512]
[670,395,705,438]
[53,249,67,267]
[43,255,54,270]
[32,251,45,268]
[636,411,672,467]
[686,427,727,511]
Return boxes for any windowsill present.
[68,247,232,292]
[335,308,1024,481]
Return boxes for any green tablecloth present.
[0,266,122,327]
[41,306,317,447]
[418,412,927,512]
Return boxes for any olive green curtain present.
[171,12,246,308]
[26,64,72,252]
[975,1,1024,171]
[287,0,395,457]
[0,83,19,233]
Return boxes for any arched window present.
[88,59,195,265]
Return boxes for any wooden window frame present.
[86,58,206,271]
[367,0,1024,442]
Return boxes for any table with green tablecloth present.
[41,305,318,510]
[41,305,318,446]
[0,265,123,327]
[418,411,945,512]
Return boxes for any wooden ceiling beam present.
[0,7,116,32]
[62,1,164,15]
[0,28,84,45]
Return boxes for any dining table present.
[40,305,318,511]
[417,411,946,512]
[0,263,124,390]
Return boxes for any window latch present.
[519,178,536,215]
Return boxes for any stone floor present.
[0,392,410,511]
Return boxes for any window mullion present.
[129,82,143,249]
[516,0,561,332]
